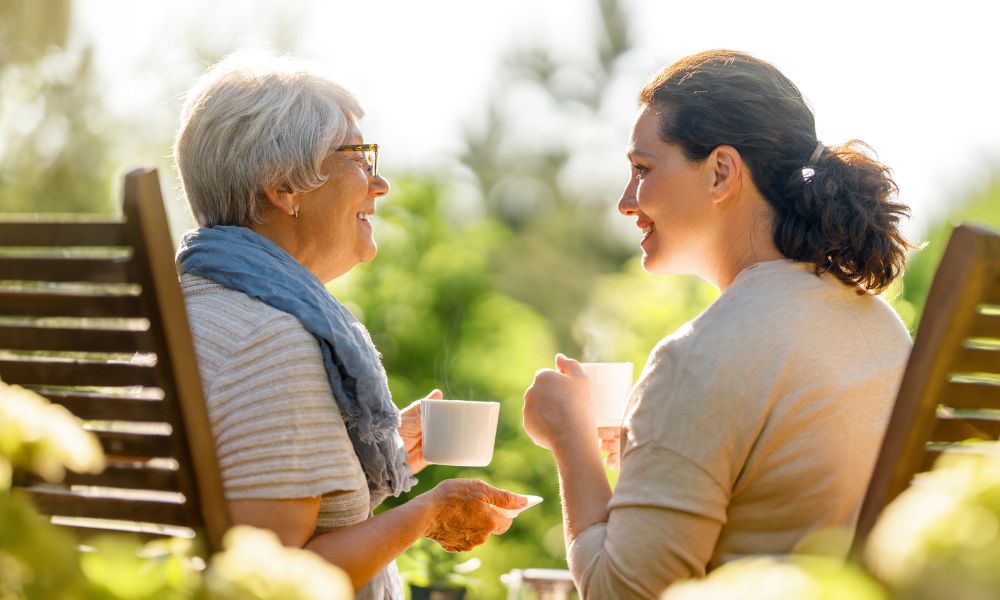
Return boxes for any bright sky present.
[76,0,1000,240]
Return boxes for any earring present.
[293,205,299,218]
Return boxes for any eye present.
[631,164,649,179]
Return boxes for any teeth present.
[642,224,654,234]
[357,213,371,221]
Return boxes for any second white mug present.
[421,399,500,467]
[580,362,634,427]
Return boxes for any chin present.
[640,253,669,275]
[359,244,377,263]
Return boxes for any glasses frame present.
[335,143,378,178]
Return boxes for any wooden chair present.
[853,223,1000,552]
[0,167,230,554]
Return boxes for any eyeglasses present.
[335,143,378,178]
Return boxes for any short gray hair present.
[174,51,364,227]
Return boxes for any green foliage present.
[331,176,564,598]
[458,0,636,355]
[203,526,352,600]
[0,379,104,488]
[894,180,1000,331]
[661,555,888,600]
[0,0,118,215]
[79,536,201,600]
[396,538,482,590]
[0,383,354,600]
[578,258,718,366]
[866,453,1000,600]
[0,491,83,599]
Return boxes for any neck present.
[709,198,785,291]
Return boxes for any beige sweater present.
[181,273,401,600]
[569,260,912,599]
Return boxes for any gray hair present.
[174,51,364,227]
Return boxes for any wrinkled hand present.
[522,354,595,452]
[598,426,621,470]
[399,389,442,474]
[423,479,526,552]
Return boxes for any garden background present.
[2,0,999,597]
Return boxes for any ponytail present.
[777,141,912,295]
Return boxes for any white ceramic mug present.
[421,399,501,467]
[580,362,634,427]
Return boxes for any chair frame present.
[853,223,1000,553]
[1,167,230,553]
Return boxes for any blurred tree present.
[579,259,719,367]
[893,179,1000,331]
[0,0,118,214]
[330,176,565,598]
[459,0,637,355]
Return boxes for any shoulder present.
[672,260,910,357]
[180,273,327,391]
[181,274,320,356]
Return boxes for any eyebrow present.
[627,147,653,161]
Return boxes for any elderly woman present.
[172,53,525,599]
[523,50,914,598]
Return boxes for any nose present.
[618,176,638,217]
[370,173,390,197]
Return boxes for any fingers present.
[555,353,585,377]
[474,481,528,510]
[439,530,490,553]
[424,388,443,400]
[605,451,620,470]
[598,426,620,440]
[492,513,515,535]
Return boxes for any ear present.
[262,187,298,217]
[707,145,742,205]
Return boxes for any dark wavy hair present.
[639,50,914,294]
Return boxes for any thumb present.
[476,482,528,509]
[424,389,444,400]
[555,353,585,378]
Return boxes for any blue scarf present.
[176,226,415,502]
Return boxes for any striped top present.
[181,273,402,600]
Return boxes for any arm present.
[230,480,527,591]
[567,443,725,599]
[523,355,612,545]
[523,355,725,599]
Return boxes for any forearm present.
[305,496,435,590]
[553,435,613,547]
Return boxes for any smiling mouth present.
[357,212,372,222]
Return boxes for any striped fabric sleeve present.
[203,310,367,500]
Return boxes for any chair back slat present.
[0,290,143,318]
[983,280,1000,305]
[942,381,1000,409]
[21,489,192,527]
[0,221,128,246]
[954,347,1000,374]
[3,168,230,554]
[0,358,158,388]
[931,414,1000,442]
[16,463,180,493]
[33,390,166,422]
[854,224,1000,553]
[0,325,152,353]
[94,430,173,460]
[0,256,132,284]
[970,313,1000,339]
